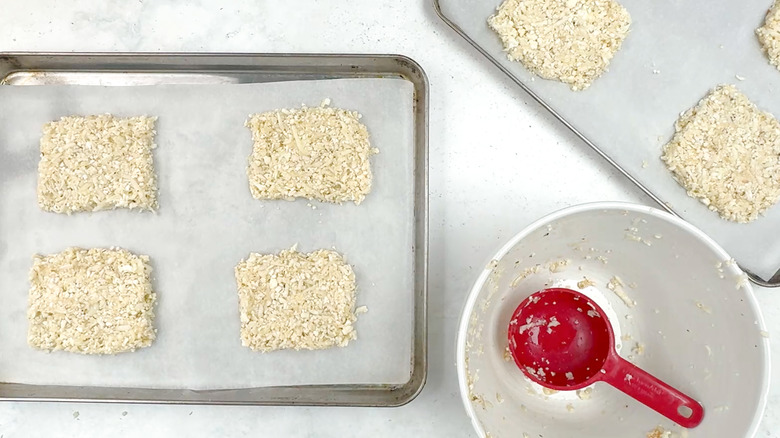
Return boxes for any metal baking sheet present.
[0,53,428,406]
[435,0,780,286]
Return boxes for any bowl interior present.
[457,204,769,438]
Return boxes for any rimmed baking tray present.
[0,52,428,406]
[434,0,780,287]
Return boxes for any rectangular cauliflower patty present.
[757,0,780,71]
[235,247,365,352]
[245,101,378,205]
[37,114,158,213]
[488,0,631,91]
[28,247,157,354]
[661,85,780,223]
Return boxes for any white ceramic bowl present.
[457,202,770,438]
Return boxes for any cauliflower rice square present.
[27,247,157,355]
[757,0,780,71]
[245,101,377,205]
[488,0,631,91]
[661,85,780,223]
[37,114,158,214]
[235,247,363,352]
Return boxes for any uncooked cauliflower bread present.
[245,101,377,205]
[235,247,362,352]
[488,0,631,91]
[661,85,780,223]
[757,0,780,71]
[27,247,157,355]
[37,114,158,214]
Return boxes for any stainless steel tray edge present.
[0,52,429,406]
[432,1,779,287]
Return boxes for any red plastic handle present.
[601,353,704,428]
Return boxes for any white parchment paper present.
[0,78,415,389]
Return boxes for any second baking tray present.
[435,0,780,286]
[0,53,428,406]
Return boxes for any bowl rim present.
[455,201,771,437]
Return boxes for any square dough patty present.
[488,0,631,91]
[661,85,780,223]
[37,114,158,213]
[235,247,363,352]
[245,102,377,205]
[28,247,157,354]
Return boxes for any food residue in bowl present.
[695,300,712,314]
[624,223,654,246]
[546,316,560,333]
[735,273,749,290]
[577,277,597,289]
[647,426,671,438]
[646,426,691,438]
[548,259,571,273]
[607,275,636,307]
[510,264,544,288]
[576,387,593,400]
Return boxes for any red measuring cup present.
[507,287,704,428]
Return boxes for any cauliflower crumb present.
[577,277,596,289]
[511,264,542,287]
[647,426,672,438]
[695,300,712,314]
[607,275,635,307]
[576,387,593,400]
[547,259,570,273]
[546,316,561,334]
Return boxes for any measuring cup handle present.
[602,354,704,428]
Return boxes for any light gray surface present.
[0,79,414,388]
[0,0,778,437]
[437,0,780,280]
